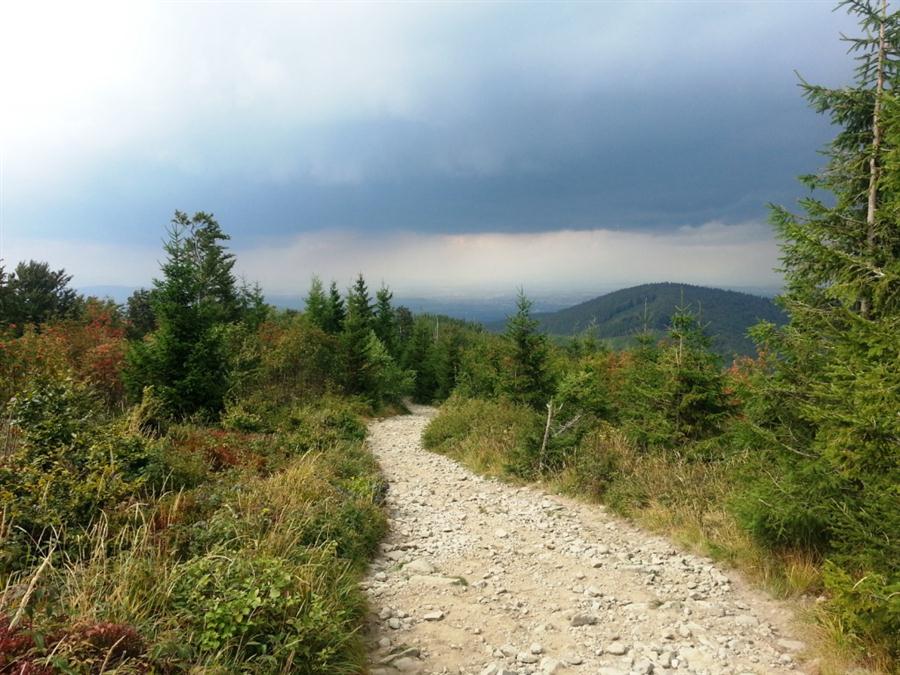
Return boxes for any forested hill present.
[493,283,785,357]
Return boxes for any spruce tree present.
[125,288,157,340]
[374,285,398,357]
[434,327,464,400]
[740,1,900,655]
[504,290,553,409]
[304,275,329,330]
[617,331,669,449]
[0,265,12,327]
[342,274,375,394]
[325,281,346,333]
[661,305,732,447]
[237,279,269,330]
[181,211,240,323]
[403,318,438,402]
[125,211,239,417]
[395,305,414,349]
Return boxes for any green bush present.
[0,379,167,567]
[286,398,368,450]
[423,396,541,478]
[171,550,363,672]
[221,399,264,432]
[821,562,900,663]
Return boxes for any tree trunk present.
[863,0,888,318]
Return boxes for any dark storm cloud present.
[4,2,856,248]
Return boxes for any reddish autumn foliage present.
[67,622,144,663]
[0,302,127,406]
[172,428,267,472]
[0,617,52,674]
[0,615,146,673]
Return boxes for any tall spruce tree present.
[305,276,329,330]
[403,318,438,402]
[374,285,397,357]
[504,290,553,409]
[740,1,900,656]
[125,211,239,417]
[342,274,375,394]
[0,264,12,327]
[182,211,240,323]
[325,281,346,333]
[395,305,414,349]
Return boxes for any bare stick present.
[10,541,55,629]
[539,398,554,474]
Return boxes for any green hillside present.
[506,283,784,357]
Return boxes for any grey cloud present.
[3,2,856,263]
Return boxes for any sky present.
[0,1,857,298]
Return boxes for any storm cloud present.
[1,1,856,291]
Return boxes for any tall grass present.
[422,396,539,478]
[0,401,386,674]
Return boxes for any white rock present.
[404,558,436,575]
[539,656,562,674]
[606,641,628,655]
[423,610,445,621]
[733,614,759,627]
[392,656,421,673]
[633,657,653,674]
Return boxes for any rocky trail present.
[362,405,813,675]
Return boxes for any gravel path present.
[363,405,812,675]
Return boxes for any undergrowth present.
[0,392,386,673]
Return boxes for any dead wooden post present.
[539,398,554,474]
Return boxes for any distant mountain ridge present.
[489,282,786,358]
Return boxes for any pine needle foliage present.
[124,212,240,418]
[738,1,900,659]
[503,290,553,409]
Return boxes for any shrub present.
[822,563,900,663]
[0,379,166,566]
[0,616,52,674]
[286,398,368,452]
[221,400,263,432]
[423,396,541,478]
[0,304,128,408]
